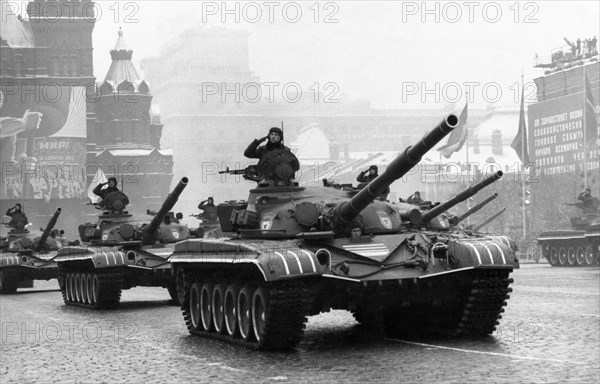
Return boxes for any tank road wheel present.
[212,284,226,334]
[224,284,240,337]
[80,274,89,304]
[86,274,95,306]
[576,248,585,266]
[200,283,214,331]
[237,285,255,341]
[585,247,595,266]
[66,274,73,301]
[189,283,203,330]
[549,247,558,266]
[91,274,99,305]
[251,287,270,343]
[0,270,19,294]
[75,274,82,302]
[558,247,568,266]
[567,248,576,266]
[63,273,70,301]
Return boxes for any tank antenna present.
[281,120,285,146]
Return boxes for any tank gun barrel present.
[473,208,506,231]
[336,115,458,223]
[450,193,498,225]
[143,177,188,240]
[36,208,61,250]
[420,171,503,223]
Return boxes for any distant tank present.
[537,200,599,267]
[170,115,519,350]
[55,178,191,308]
[0,209,62,294]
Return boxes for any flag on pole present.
[511,86,529,164]
[87,168,107,204]
[438,102,468,159]
[584,73,598,145]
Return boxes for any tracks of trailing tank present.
[58,267,123,309]
[176,268,313,351]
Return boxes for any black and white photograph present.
[1,0,599,382]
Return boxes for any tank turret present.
[449,193,498,226]
[34,208,62,252]
[217,115,458,238]
[78,177,190,245]
[473,208,506,231]
[420,171,503,224]
[143,177,189,242]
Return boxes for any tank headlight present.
[172,231,180,239]
[315,249,331,268]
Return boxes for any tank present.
[169,115,519,350]
[537,201,599,267]
[189,212,223,238]
[54,178,192,308]
[0,208,62,293]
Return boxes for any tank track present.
[58,268,123,309]
[379,269,513,338]
[0,268,20,294]
[177,268,311,350]
[452,270,513,337]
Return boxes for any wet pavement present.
[1,263,598,383]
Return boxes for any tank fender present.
[170,239,323,281]
[54,246,128,269]
[446,237,517,269]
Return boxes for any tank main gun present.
[473,208,506,231]
[34,208,61,251]
[420,171,503,224]
[449,193,498,226]
[335,115,458,224]
[143,177,188,241]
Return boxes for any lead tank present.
[55,178,192,308]
[0,208,62,293]
[170,115,519,350]
[537,200,599,267]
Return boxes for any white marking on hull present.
[287,250,303,274]
[464,243,482,265]
[477,241,494,265]
[300,250,316,273]
[488,242,507,264]
[274,251,290,275]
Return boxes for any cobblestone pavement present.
[1,263,598,383]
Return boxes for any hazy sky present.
[85,0,600,109]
